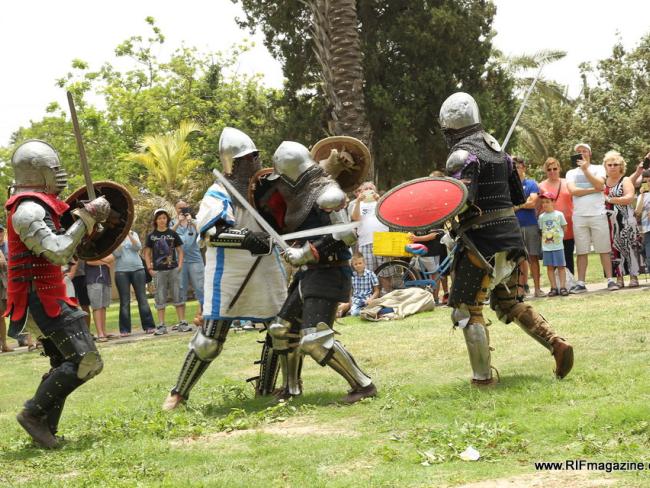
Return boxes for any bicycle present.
[375,241,457,297]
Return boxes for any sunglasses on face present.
[606,164,621,167]
[546,168,559,172]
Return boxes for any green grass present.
[2,267,650,486]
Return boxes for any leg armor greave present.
[171,319,230,399]
[452,304,492,382]
[268,318,303,396]
[299,323,372,389]
[462,323,492,381]
[278,349,304,396]
[252,331,282,396]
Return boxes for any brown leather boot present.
[16,410,59,449]
[341,383,377,404]
[552,339,574,379]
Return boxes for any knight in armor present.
[264,140,377,403]
[162,127,288,410]
[6,140,110,448]
[440,92,574,385]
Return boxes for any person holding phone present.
[350,182,388,273]
[172,199,204,330]
[628,152,650,188]
[565,143,617,292]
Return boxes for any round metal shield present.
[376,177,467,231]
[60,181,135,260]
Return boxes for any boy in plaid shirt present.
[340,252,380,317]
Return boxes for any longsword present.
[66,91,96,199]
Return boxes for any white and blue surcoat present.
[197,183,287,321]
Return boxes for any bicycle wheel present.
[375,260,420,294]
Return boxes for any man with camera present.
[172,200,204,331]
[566,143,617,292]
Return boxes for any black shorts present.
[72,275,90,306]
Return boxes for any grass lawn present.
[1,257,650,487]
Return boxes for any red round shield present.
[376,177,467,231]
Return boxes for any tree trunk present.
[309,0,374,179]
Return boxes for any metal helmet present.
[11,140,68,194]
[439,92,481,131]
[218,127,258,174]
[272,141,316,184]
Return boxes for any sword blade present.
[281,222,359,241]
[66,91,95,200]
[213,169,290,251]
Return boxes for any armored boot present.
[16,410,59,449]
[299,323,376,403]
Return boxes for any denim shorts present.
[542,249,566,267]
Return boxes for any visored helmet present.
[439,92,481,131]
[218,127,258,174]
[11,140,68,194]
[272,141,316,185]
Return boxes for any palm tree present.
[127,120,203,201]
[308,0,373,176]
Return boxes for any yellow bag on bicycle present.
[373,232,411,257]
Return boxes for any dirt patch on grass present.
[453,471,617,488]
[172,418,359,446]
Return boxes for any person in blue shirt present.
[513,157,545,297]
[113,230,156,336]
[172,200,204,326]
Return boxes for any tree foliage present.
[0,18,285,209]
[512,33,650,175]
[236,0,517,187]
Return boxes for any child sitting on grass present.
[338,252,380,317]
[538,191,569,296]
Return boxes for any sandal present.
[97,336,108,343]
[559,287,569,296]
[548,288,559,297]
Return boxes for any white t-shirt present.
[566,164,606,216]
[355,200,388,247]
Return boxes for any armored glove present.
[241,230,272,255]
[284,242,318,266]
[71,196,111,236]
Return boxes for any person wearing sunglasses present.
[603,150,642,288]
[539,157,575,275]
